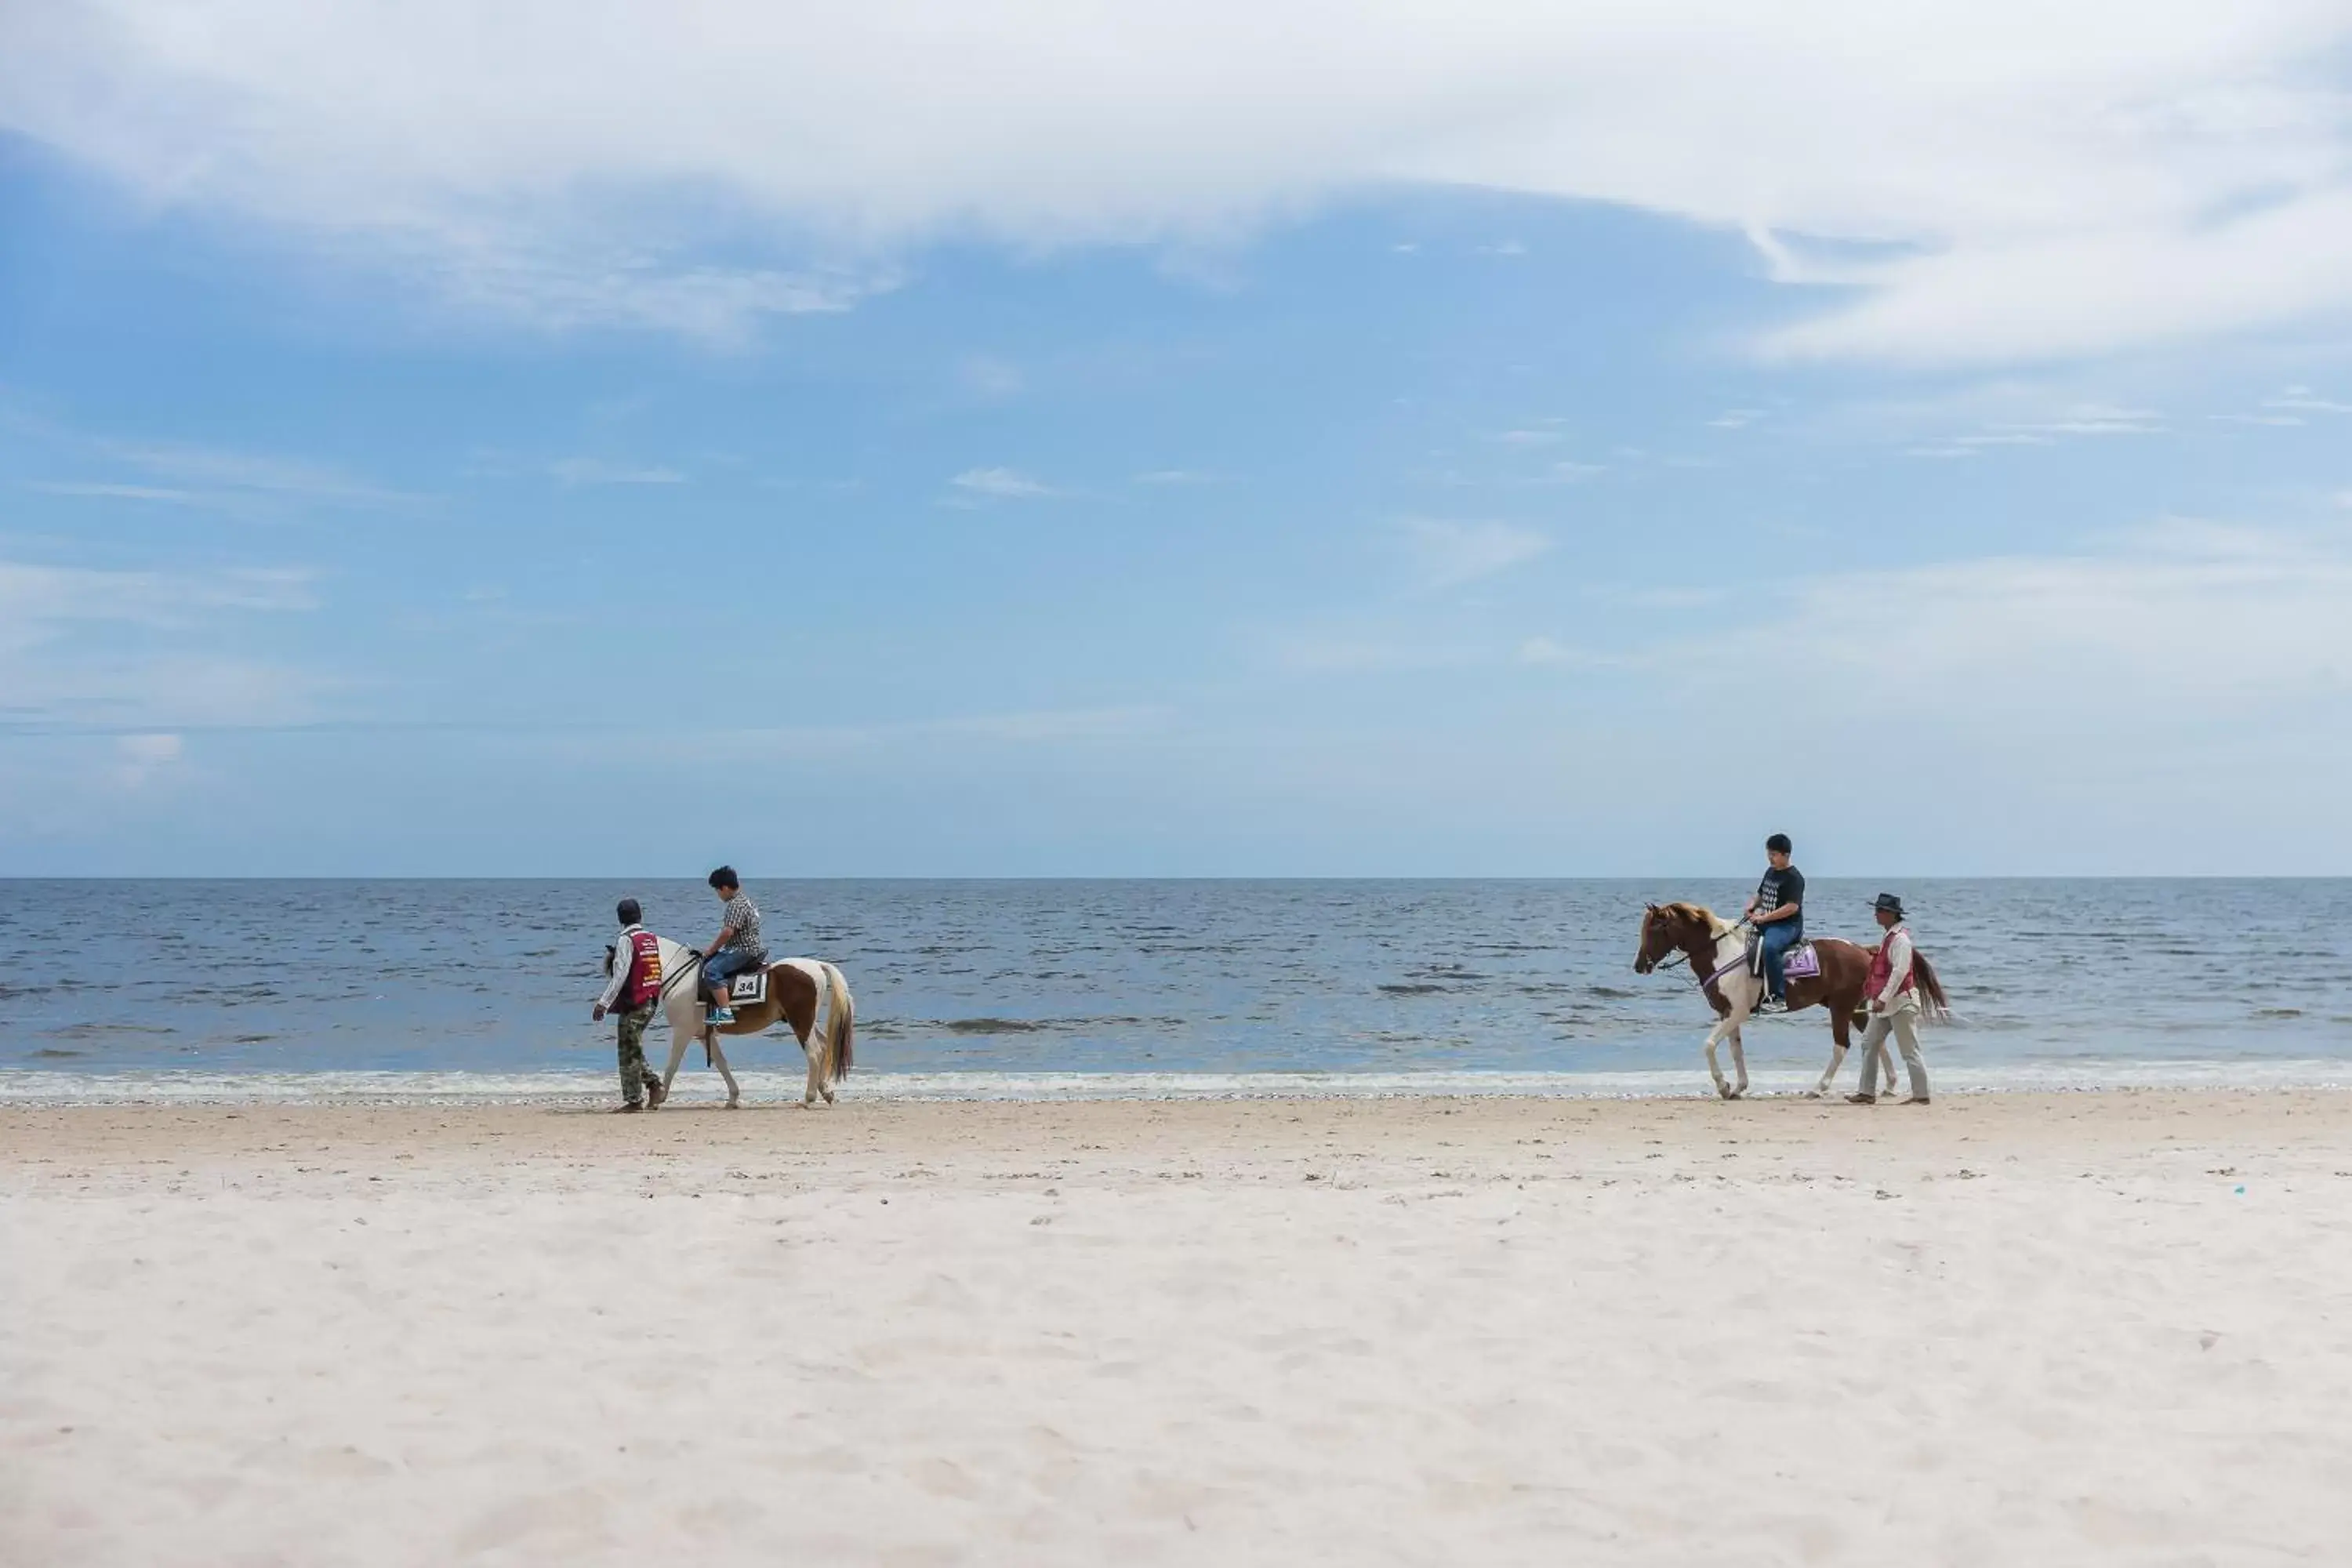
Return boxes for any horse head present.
[1635,902,1714,974]
[1634,902,1669,974]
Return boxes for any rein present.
[658,949,703,1004]
[1644,917,1752,992]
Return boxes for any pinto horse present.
[635,938,856,1109]
[1633,902,1943,1100]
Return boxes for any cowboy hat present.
[1871,892,1905,917]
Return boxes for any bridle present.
[1640,907,1750,990]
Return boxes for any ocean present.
[5,878,2351,1101]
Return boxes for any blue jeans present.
[702,948,760,1004]
[1759,921,1803,1000]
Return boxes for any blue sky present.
[4,4,2352,876]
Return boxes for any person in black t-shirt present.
[1744,833,1806,1013]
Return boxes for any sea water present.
[5,879,2350,1101]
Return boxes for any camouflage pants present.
[615,1006,658,1105]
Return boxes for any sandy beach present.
[7,1091,2351,1565]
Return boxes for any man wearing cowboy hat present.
[1849,892,1930,1105]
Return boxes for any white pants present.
[1858,1007,1929,1100]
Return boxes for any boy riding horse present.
[1744,833,1805,1014]
[698,866,769,1025]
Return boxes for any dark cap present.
[1871,892,1905,917]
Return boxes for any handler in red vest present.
[1849,893,1930,1105]
[593,898,669,1112]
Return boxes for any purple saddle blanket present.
[1733,941,1820,982]
[1710,940,1821,989]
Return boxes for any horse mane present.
[1659,901,1736,939]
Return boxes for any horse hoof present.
[1726,1088,1744,1101]
[724,1098,741,1110]
[1801,1089,1823,1100]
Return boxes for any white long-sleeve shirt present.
[1875,925,1916,1012]
[597,924,649,1011]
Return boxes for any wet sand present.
[6,1092,2351,1564]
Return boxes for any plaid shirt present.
[718,893,768,964]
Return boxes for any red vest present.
[621,929,663,1009]
[1866,925,1915,996]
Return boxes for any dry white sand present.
[7,1092,2352,1566]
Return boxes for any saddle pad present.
[727,970,769,1006]
[1782,943,1820,982]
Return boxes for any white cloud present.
[548,457,687,485]
[950,466,1058,500]
[1707,410,1765,430]
[2265,388,2352,414]
[1759,188,2352,365]
[958,356,1025,400]
[1276,635,1479,675]
[692,705,1170,757]
[1905,404,2165,458]
[433,253,887,341]
[96,438,411,506]
[0,559,324,729]
[28,481,197,503]
[113,731,184,789]
[1399,518,1551,590]
[5,3,2349,360]
[2016,408,2164,435]
[1488,429,1563,447]
[1697,521,2352,720]
[6,411,418,513]
[0,561,318,628]
[931,707,1163,742]
[1515,636,1617,667]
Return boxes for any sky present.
[4,2,2352,877]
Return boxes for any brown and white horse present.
[1634,902,1944,1100]
[643,938,855,1109]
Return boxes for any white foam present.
[5,1060,2352,1106]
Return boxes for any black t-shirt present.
[1755,866,1806,923]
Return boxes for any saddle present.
[1743,938,1820,982]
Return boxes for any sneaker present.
[708,1007,735,1025]
[1757,998,1788,1015]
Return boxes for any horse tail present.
[822,962,855,1080]
[1911,950,1951,1022]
